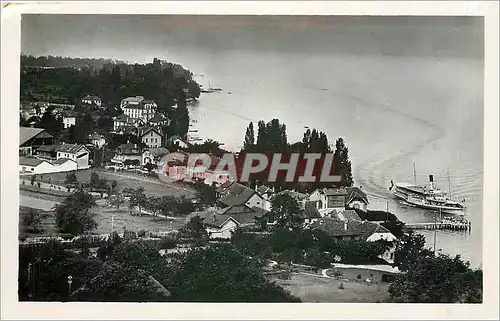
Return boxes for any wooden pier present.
[406,220,471,231]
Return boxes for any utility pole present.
[386,201,389,221]
[433,210,438,255]
[413,162,417,186]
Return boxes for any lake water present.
[182,49,483,268]
[23,15,484,268]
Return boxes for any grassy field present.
[32,169,197,198]
[271,273,390,303]
[93,200,186,234]
[19,196,186,239]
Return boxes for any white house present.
[121,96,157,122]
[36,144,90,169]
[111,143,143,166]
[88,133,107,149]
[139,126,164,148]
[62,111,76,129]
[309,217,397,264]
[345,187,370,212]
[186,210,240,240]
[218,182,272,211]
[142,147,169,166]
[19,156,77,174]
[81,95,102,107]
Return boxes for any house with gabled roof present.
[147,113,171,127]
[309,186,370,214]
[36,143,91,169]
[345,186,369,212]
[217,182,271,211]
[186,203,271,239]
[19,156,77,174]
[81,95,102,107]
[121,96,157,122]
[111,143,143,165]
[186,209,240,239]
[138,126,164,148]
[19,127,55,156]
[308,216,397,263]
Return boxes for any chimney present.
[429,175,434,190]
[344,220,348,231]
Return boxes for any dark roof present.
[310,217,390,239]
[144,147,169,158]
[37,144,88,154]
[216,181,235,193]
[340,209,362,221]
[186,209,240,228]
[19,157,46,166]
[346,187,369,205]
[272,190,308,202]
[19,127,53,146]
[138,126,163,138]
[256,185,273,195]
[218,182,257,207]
[324,188,348,196]
[121,96,144,105]
[81,95,101,101]
[117,143,142,155]
[148,113,168,123]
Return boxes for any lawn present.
[270,273,390,303]
[31,169,197,198]
[93,200,186,234]
[19,196,186,239]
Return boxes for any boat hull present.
[392,188,465,215]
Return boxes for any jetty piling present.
[405,220,471,232]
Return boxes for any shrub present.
[159,237,177,250]
[137,230,147,238]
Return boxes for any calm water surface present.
[23,15,483,267]
[184,52,483,268]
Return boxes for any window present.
[145,138,148,143]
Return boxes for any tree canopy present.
[54,191,97,235]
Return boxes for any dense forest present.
[20,55,201,139]
[20,55,201,109]
[21,55,126,70]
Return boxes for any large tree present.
[243,122,255,150]
[54,191,98,235]
[389,254,482,303]
[36,106,64,136]
[333,137,353,187]
[270,193,303,231]
[168,243,301,302]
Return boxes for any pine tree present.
[333,137,354,187]
[243,122,255,150]
[256,120,267,149]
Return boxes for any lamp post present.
[67,275,73,295]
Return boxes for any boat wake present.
[332,91,446,200]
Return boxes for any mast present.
[413,162,417,186]
[447,169,452,198]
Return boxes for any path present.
[96,170,193,193]
[20,195,59,211]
